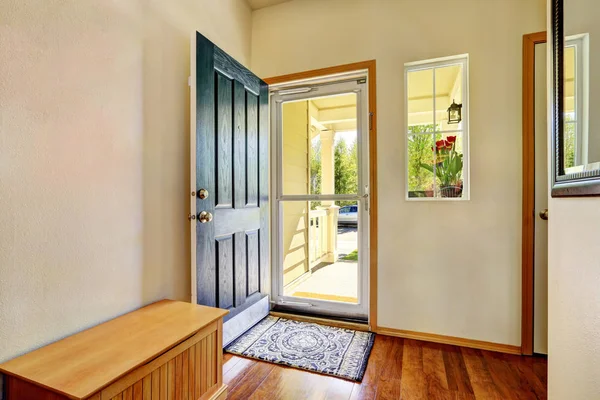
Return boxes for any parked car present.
[338,205,358,225]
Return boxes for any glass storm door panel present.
[270,79,370,320]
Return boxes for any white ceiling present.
[246,0,291,10]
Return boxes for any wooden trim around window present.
[522,31,547,356]
[264,60,379,332]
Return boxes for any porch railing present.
[308,206,339,268]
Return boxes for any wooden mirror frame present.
[551,0,600,196]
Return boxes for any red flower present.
[446,136,457,144]
[435,140,445,149]
[445,143,453,150]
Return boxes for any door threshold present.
[269,310,370,332]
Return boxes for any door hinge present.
[369,112,373,131]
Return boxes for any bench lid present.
[0,300,228,399]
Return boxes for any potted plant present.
[420,136,463,198]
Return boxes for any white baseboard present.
[223,296,270,347]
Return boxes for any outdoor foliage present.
[407,124,436,192]
[342,249,358,261]
[310,135,358,209]
[334,139,358,207]
[310,139,322,210]
[408,124,464,198]
[310,139,322,194]
[564,114,575,169]
[420,136,463,188]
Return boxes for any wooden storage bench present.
[0,300,228,400]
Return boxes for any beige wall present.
[547,199,600,399]
[548,0,600,398]
[0,0,251,364]
[252,0,546,345]
[282,101,310,285]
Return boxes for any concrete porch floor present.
[284,260,358,303]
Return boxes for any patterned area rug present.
[225,316,375,382]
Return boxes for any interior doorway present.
[533,38,549,355]
[523,31,548,355]
[523,31,583,355]
[265,62,378,327]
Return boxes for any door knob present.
[539,209,548,220]
[198,211,213,223]
[197,188,209,200]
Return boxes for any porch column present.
[325,205,339,262]
[320,130,336,206]
[320,130,338,262]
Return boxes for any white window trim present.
[404,54,470,201]
[565,34,589,166]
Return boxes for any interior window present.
[405,55,469,200]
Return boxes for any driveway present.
[337,226,357,258]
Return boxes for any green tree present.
[564,114,575,169]
[334,138,358,207]
[310,139,322,194]
[309,135,358,208]
[310,139,322,210]
[407,124,435,194]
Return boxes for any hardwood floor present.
[223,335,547,399]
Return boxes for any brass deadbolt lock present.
[198,188,209,200]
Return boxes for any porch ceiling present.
[408,65,460,100]
[310,93,357,134]
[407,65,462,115]
[246,0,291,11]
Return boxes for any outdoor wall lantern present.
[447,100,462,124]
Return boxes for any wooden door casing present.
[195,32,269,321]
[521,31,546,355]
